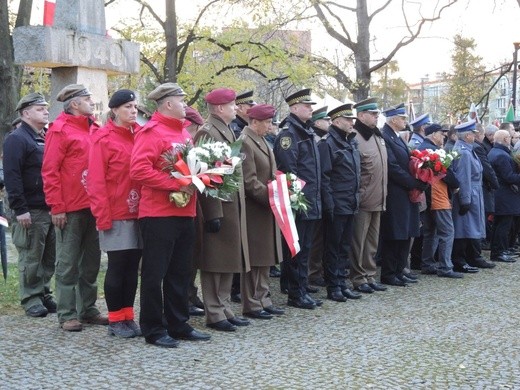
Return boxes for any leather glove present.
[458,203,471,216]
[415,180,428,192]
[205,218,221,233]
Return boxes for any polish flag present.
[43,0,56,26]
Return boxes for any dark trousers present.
[139,217,194,342]
[380,239,411,280]
[323,214,354,292]
[282,219,316,299]
[509,216,520,247]
[105,249,141,313]
[491,215,514,257]
[452,238,479,266]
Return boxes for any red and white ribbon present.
[268,173,300,258]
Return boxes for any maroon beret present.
[185,106,204,125]
[205,88,236,105]
[247,104,276,121]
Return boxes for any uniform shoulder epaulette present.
[139,119,159,133]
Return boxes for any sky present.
[24,0,520,84]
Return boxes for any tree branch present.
[133,0,165,29]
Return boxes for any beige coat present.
[240,126,283,267]
[355,132,388,212]
[194,114,250,273]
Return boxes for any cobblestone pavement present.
[2,254,520,389]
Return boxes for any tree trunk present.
[0,0,32,142]
[353,0,370,101]
[164,0,178,82]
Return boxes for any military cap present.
[147,83,186,102]
[108,89,136,108]
[185,106,204,126]
[247,104,276,121]
[409,113,431,128]
[328,103,356,120]
[205,88,236,105]
[235,90,256,105]
[382,103,408,118]
[15,92,48,111]
[425,123,446,136]
[56,84,91,102]
[454,119,478,133]
[353,97,379,113]
[285,88,316,106]
[312,106,329,122]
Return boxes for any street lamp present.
[512,42,520,119]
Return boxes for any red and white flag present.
[43,0,56,26]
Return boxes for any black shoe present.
[303,293,322,307]
[280,287,288,295]
[438,270,464,279]
[355,283,374,294]
[263,305,285,315]
[42,295,57,313]
[397,274,418,284]
[341,288,362,299]
[287,296,316,310]
[368,282,387,292]
[26,303,48,318]
[305,285,319,293]
[504,250,520,257]
[108,321,135,338]
[228,316,250,326]
[481,241,491,250]
[269,267,281,277]
[231,293,242,303]
[189,305,205,317]
[402,272,418,280]
[327,290,347,302]
[468,257,496,269]
[491,253,517,263]
[381,277,407,287]
[454,264,480,273]
[171,329,211,341]
[308,278,326,287]
[190,295,205,310]
[421,268,437,275]
[147,335,179,348]
[244,310,273,320]
[207,320,237,332]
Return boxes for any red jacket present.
[130,111,196,218]
[87,119,141,230]
[42,112,99,214]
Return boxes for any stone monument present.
[12,0,140,120]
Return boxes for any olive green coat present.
[194,114,250,273]
[240,126,283,267]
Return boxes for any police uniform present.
[230,90,256,139]
[408,113,431,149]
[274,89,322,309]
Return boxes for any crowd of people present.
[3,82,520,349]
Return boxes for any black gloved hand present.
[205,218,221,233]
[415,180,428,192]
[458,203,471,216]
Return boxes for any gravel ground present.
[2,251,520,389]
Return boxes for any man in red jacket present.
[42,84,108,332]
[130,83,211,348]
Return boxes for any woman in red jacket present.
[87,90,142,338]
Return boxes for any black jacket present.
[3,121,49,215]
[274,113,322,220]
[230,115,248,139]
[318,125,360,215]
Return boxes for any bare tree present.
[312,0,460,100]
[0,0,32,140]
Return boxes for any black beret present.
[109,89,137,108]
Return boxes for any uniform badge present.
[280,137,292,150]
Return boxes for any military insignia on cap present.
[280,136,292,150]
